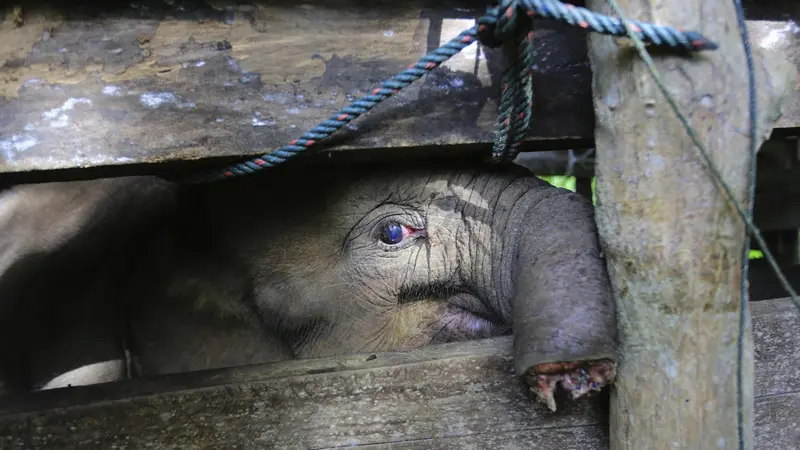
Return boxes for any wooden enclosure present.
[0,0,798,448]
[0,298,797,449]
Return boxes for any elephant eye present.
[379,222,407,245]
[381,222,405,245]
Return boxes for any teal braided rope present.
[480,2,535,163]
[175,27,476,184]
[173,0,717,184]
[517,0,718,50]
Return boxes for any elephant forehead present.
[345,169,500,205]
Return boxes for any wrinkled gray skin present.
[0,160,617,409]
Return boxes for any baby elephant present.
[0,159,617,411]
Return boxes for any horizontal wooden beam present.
[0,298,796,449]
[0,1,796,182]
[515,140,800,239]
[515,149,597,177]
[517,137,800,177]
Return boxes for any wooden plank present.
[514,140,800,232]
[514,149,596,178]
[748,20,800,131]
[0,298,796,449]
[585,1,798,449]
[0,299,800,449]
[0,2,796,182]
[515,137,799,177]
[749,298,800,399]
[0,0,595,180]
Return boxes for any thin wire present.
[600,1,799,311]
[732,0,757,448]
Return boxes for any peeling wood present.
[748,20,800,131]
[0,1,796,181]
[0,298,796,449]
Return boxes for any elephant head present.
[133,158,619,410]
[0,158,617,411]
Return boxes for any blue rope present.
[172,0,717,184]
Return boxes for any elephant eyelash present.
[374,206,426,231]
[376,235,425,252]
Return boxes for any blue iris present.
[380,222,404,245]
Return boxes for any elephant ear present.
[137,233,257,325]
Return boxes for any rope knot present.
[476,1,534,49]
[476,1,536,163]
[187,0,719,182]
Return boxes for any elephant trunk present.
[491,184,619,378]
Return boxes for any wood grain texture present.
[585,1,798,449]
[0,298,796,449]
[748,20,800,131]
[0,1,796,181]
[0,0,595,178]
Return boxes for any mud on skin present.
[0,160,618,411]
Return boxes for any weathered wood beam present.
[0,298,796,449]
[0,1,797,183]
[748,20,800,131]
[585,1,798,449]
[520,140,800,301]
[514,141,800,235]
[515,137,800,177]
[515,149,597,177]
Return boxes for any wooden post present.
[584,1,797,449]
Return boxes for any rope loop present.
[476,1,537,163]
[476,1,533,49]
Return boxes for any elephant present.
[0,158,618,411]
